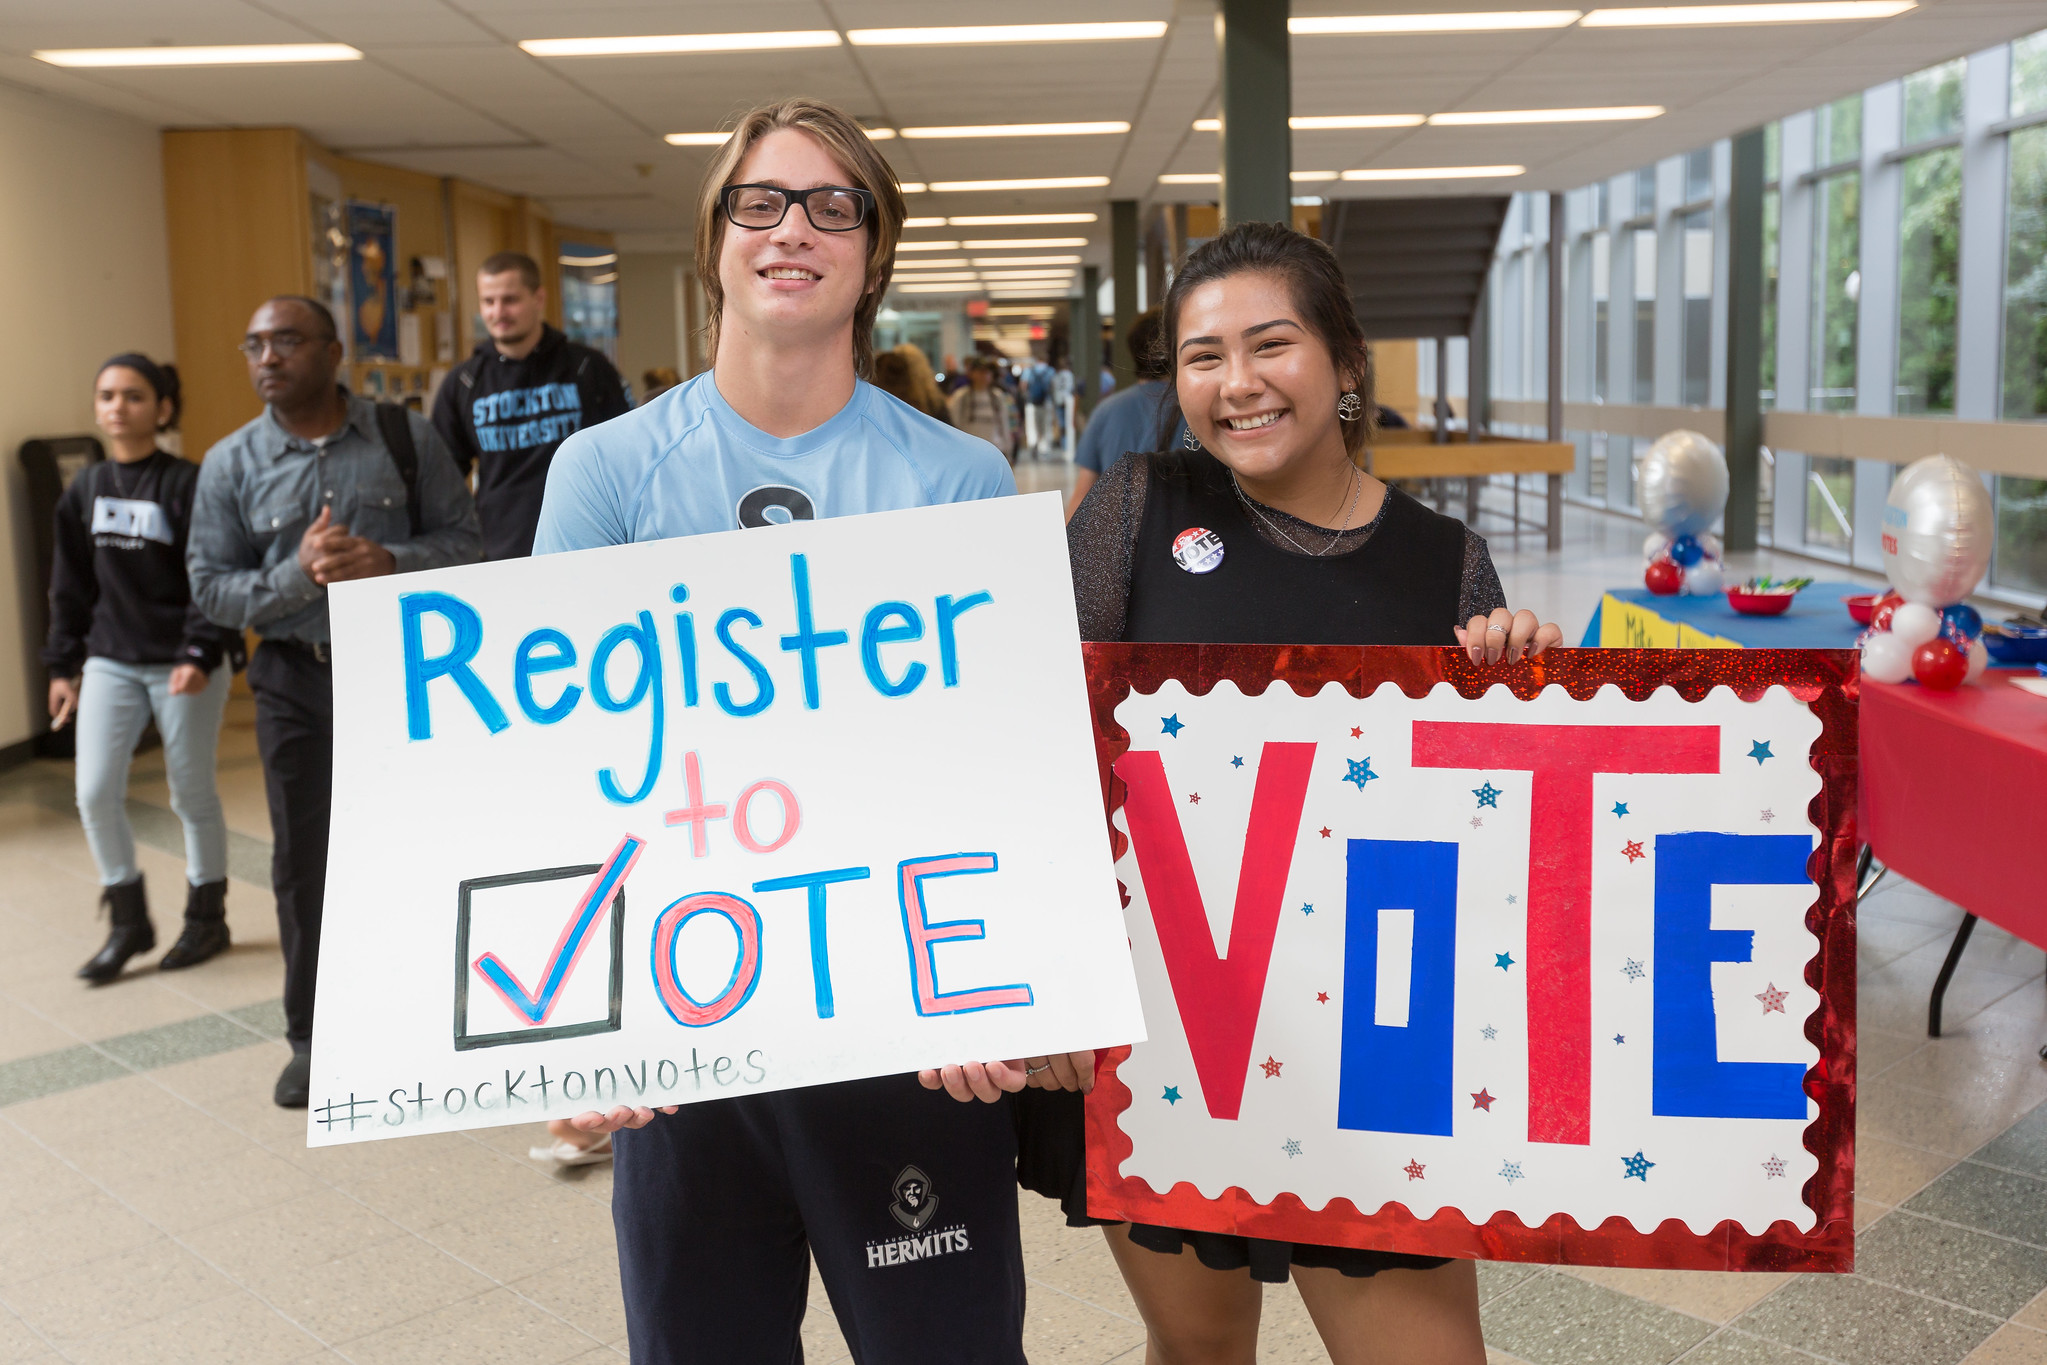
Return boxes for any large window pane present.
[1993,477,2047,594]
[1896,146,1960,414]
[1685,148,1713,203]
[2005,124,2047,419]
[1805,455,1855,552]
[1681,209,1712,405]
[1815,95,1862,168]
[2013,28,2047,119]
[1593,229,1611,402]
[1903,59,1964,143]
[1762,189,1780,409]
[1634,227,1656,403]
[1811,171,1860,411]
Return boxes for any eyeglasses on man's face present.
[721,184,875,233]
[237,331,325,360]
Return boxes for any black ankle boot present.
[77,876,153,985]
[158,880,230,970]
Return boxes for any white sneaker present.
[529,1137,613,1166]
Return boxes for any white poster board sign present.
[308,493,1142,1145]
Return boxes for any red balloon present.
[1911,637,1968,690]
[1644,558,1685,596]
[1870,598,1900,631]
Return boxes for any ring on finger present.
[1025,1063,1051,1076]
[1487,624,1508,635]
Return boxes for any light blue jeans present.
[74,657,230,887]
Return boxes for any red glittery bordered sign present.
[1082,644,1858,1273]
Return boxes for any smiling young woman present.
[1045,222,1564,1365]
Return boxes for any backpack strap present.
[374,403,424,539]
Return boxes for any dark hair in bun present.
[97,353,182,431]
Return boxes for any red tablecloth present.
[1860,671,2047,946]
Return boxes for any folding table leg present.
[1855,845,1887,900]
[1929,912,1979,1038]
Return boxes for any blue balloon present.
[1670,534,1703,567]
[1941,604,1982,640]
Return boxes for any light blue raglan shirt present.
[532,373,1015,553]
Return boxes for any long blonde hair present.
[891,343,948,418]
[693,98,907,378]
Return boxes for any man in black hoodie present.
[432,251,632,558]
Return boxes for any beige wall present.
[616,252,692,395]
[0,84,175,752]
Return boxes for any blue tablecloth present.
[1580,580,1873,650]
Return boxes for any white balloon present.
[1882,453,1993,607]
[1636,430,1730,539]
[1683,559,1723,596]
[1861,631,1914,684]
[1643,531,1673,563]
[1889,602,1942,648]
[1966,637,1989,683]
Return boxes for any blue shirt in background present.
[1075,379,1187,475]
[533,373,1016,553]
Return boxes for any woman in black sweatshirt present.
[46,355,244,984]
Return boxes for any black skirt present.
[1013,1087,1453,1285]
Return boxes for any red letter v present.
[1117,742,1316,1120]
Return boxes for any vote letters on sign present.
[1082,645,1856,1272]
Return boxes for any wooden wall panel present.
[162,127,312,459]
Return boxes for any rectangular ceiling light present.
[899,183,929,193]
[980,267,1078,277]
[1342,165,1526,179]
[890,272,980,283]
[901,122,1130,139]
[960,237,1088,248]
[928,177,1111,192]
[35,43,361,66]
[1159,173,1221,184]
[665,132,729,146]
[1290,11,1581,33]
[905,217,949,227]
[969,255,1083,266]
[1428,105,1664,124]
[848,22,1168,45]
[948,213,1098,225]
[1193,115,1426,131]
[892,259,972,269]
[520,31,841,56]
[896,240,963,251]
[895,282,986,293]
[1581,0,1911,21]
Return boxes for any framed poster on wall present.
[346,200,399,360]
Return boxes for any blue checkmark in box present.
[453,835,644,1051]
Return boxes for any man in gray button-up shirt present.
[188,294,480,1109]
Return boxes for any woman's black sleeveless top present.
[1123,450,1467,645]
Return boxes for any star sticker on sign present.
[1757,983,1788,1013]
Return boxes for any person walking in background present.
[892,342,951,421]
[1051,356,1075,456]
[431,251,631,561]
[947,357,1017,460]
[1020,354,1055,458]
[188,296,481,1108]
[47,354,244,985]
[1066,307,1187,517]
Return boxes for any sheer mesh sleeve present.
[1458,528,1509,623]
[1066,452,1151,642]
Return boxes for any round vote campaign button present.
[1171,526,1225,575]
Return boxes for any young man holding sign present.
[535,99,1085,1364]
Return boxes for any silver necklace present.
[1230,465,1362,557]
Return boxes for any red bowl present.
[1843,593,1876,624]
[1728,588,1797,616]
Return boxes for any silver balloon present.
[1636,430,1730,539]
[1882,454,1992,607]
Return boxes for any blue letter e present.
[400,592,510,740]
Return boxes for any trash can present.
[20,436,104,758]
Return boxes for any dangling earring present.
[1337,391,1364,421]
[1182,427,1200,451]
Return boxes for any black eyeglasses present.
[237,330,328,360]
[721,184,875,233]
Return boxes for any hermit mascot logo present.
[890,1165,938,1232]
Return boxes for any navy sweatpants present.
[612,1073,1026,1364]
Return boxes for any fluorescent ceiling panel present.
[848,22,1168,45]
[928,177,1111,192]
[35,43,361,67]
[1341,165,1527,179]
[900,122,1130,138]
[1428,106,1665,123]
[1580,1,1913,22]
[1290,12,1582,34]
[520,32,841,57]
[948,214,1098,225]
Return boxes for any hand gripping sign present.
[1083,645,1856,1272]
[308,493,1143,1145]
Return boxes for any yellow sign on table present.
[1596,594,1743,651]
